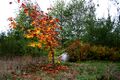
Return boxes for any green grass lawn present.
[74,61,120,80]
[59,61,120,80]
[0,57,120,80]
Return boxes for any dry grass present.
[0,56,47,77]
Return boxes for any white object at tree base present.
[58,52,69,62]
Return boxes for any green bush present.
[0,32,48,57]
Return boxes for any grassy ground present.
[0,56,120,80]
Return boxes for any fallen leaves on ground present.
[10,63,69,79]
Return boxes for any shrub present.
[65,40,120,62]
[65,40,90,62]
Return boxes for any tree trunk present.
[51,49,55,67]
[48,48,55,67]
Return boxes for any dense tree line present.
[49,0,120,47]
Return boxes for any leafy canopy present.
[8,0,62,64]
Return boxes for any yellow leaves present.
[24,34,33,38]
[28,42,42,48]
[27,29,31,33]
[36,30,40,34]
[34,28,41,34]
[56,60,61,64]
[31,21,36,25]
[28,42,36,47]
[25,28,41,39]
[27,28,41,36]
[36,43,42,48]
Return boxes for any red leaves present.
[17,0,20,3]
[24,8,29,15]
[55,18,59,22]
[10,63,69,79]
[40,64,69,74]
[21,3,26,8]
[23,63,69,74]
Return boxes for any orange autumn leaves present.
[8,1,62,50]
[8,17,17,29]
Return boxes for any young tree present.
[9,0,62,66]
